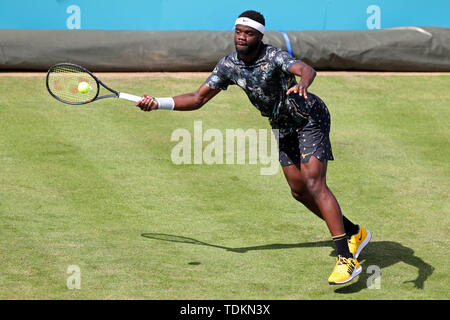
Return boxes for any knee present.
[291,188,307,202]
[305,178,327,198]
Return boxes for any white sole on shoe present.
[328,265,362,285]
[354,229,372,259]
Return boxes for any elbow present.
[192,94,207,110]
[310,67,317,79]
[194,100,204,110]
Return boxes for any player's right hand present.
[136,94,158,111]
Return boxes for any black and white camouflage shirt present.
[205,43,318,138]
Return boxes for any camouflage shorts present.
[278,97,334,166]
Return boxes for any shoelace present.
[337,257,356,275]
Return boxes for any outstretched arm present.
[136,83,221,112]
[286,61,317,104]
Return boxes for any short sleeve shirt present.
[205,44,316,137]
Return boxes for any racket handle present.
[118,92,142,102]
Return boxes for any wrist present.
[155,97,175,110]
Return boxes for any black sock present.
[342,216,359,237]
[332,234,353,259]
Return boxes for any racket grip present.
[119,92,142,102]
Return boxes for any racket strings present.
[47,65,98,104]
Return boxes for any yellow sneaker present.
[328,256,362,285]
[348,226,372,259]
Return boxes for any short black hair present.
[238,10,265,26]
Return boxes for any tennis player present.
[137,10,371,285]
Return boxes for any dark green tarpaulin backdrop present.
[1,27,449,71]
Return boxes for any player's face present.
[234,25,263,56]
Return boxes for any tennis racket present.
[46,62,142,105]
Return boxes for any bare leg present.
[282,157,345,237]
[282,163,324,220]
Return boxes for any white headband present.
[235,17,265,34]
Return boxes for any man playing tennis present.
[136,10,371,285]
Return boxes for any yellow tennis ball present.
[78,81,90,94]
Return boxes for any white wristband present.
[155,97,175,110]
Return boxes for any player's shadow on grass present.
[141,233,434,292]
[329,241,434,294]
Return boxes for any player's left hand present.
[136,94,158,111]
[286,83,311,104]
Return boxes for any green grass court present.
[0,73,448,299]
